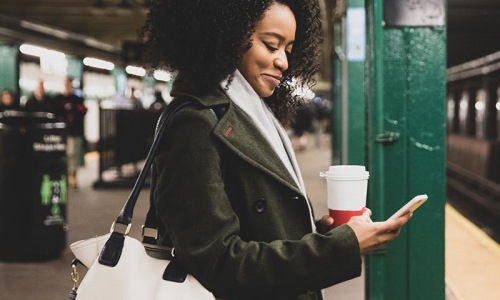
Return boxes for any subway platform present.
[0,133,499,300]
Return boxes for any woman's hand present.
[347,211,412,255]
[320,215,334,227]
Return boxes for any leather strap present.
[114,98,195,226]
[142,103,228,244]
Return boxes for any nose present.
[274,50,289,72]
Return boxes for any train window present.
[474,89,486,139]
[458,91,469,135]
[497,87,500,140]
[447,95,456,133]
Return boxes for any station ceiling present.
[0,0,148,48]
[0,0,499,67]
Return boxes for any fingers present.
[321,215,334,226]
[351,209,412,255]
[389,212,412,228]
[351,213,372,223]
[362,207,372,217]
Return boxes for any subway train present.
[446,50,500,242]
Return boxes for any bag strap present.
[112,98,194,228]
[142,103,228,244]
[98,98,227,269]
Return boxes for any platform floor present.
[0,133,498,300]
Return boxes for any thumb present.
[321,215,334,225]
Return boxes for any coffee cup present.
[320,165,369,228]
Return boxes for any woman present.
[143,1,411,299]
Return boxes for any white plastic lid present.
[320,165,369,180]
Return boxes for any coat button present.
[254,198,267,213]
[291,196,299,200]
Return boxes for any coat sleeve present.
[153,107,362,299]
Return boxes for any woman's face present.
[239,3,296,98]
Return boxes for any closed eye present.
[264,42,278,52]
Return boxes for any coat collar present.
[170,78,302,194]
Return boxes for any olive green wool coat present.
[152,79,362,300]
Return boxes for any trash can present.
[0,111,67,261]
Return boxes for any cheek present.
[240,61,259,84]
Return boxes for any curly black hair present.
[142,0,322,123]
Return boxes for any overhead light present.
[126,65,146,77]
[20,44,65,59]
[20,44,45,56]
[153,70,172,82]
[83,57,115,71]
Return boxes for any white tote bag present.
[69,233,214,300]
[68,100,215,300]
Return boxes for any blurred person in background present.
[149,90,168,111]
[291,99,315,152]
[25,79,53,113]
[0,88,20,112]
[53,77,87,188]
[128,87,144,109]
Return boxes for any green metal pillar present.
[332,0,366,165]
[67,57,84,81]
[112,67,127,97]
[364,1,446,299]
[0,43,19,93]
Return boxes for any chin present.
[257,89,275,98]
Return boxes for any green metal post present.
[365,1,386,298]
[112,67,127,98]
[332,15,344,165]
[0,43,19,93]
[67,57,83,81]
[332,0,366,165]
[365,1,446,299]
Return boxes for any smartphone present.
[388,194,428,220]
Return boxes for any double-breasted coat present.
[152,78,362,300]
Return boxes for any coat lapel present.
[213,103,302,194]
[170,79,301,194]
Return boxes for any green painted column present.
[332,18,344,165]
[112,67,127,97]
[365,1,446,299]
[0,43,19,93]
[332,0,366,165]
[67,57,83,81]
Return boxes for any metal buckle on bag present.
[141,225,158,239]
[110,221,132,235]
[71,259,80,290]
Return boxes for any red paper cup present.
[320,165,369,229]
[329,208,365,228]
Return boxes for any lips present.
[262,74,282,88]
